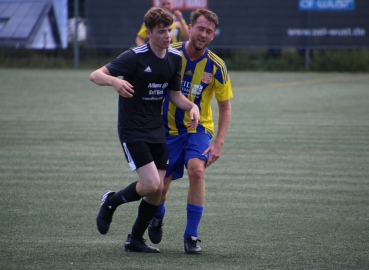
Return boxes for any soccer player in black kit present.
[89,7,199,253]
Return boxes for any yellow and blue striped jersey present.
[163,42,233,137]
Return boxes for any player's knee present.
[143,179,161,194]
[188,168,204,183]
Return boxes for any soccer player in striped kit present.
[148,8,233,254]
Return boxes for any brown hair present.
[190,8,219,28]
[144,7,173,31]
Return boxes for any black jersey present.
[106,44,182,143]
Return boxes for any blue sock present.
[153,202,166,220]
[184,204,204,239]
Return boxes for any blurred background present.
[0,0,368,71]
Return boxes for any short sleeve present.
[105,50,137,77]
[137,23,147,39]
[168,54,182,91]
[214,70,233,101]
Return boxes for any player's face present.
[189,15,216,51]
[147,24,172,49]
[159,0,174,12]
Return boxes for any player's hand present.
[187,105,200,130]
[112,79,134,98]
[202,141,222,168]
[173,10,183,20]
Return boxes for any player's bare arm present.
[135,35,146,46]
[169,90,200,129]
[202,99,232,167]
[173,10,189,40]
[90,66,135,98]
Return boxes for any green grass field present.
[1,69,368,269]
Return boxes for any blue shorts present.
[165,132,212,180]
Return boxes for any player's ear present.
[146,29,151,38]
[210,31,216,41]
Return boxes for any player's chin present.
[195,40,207,50]
[194,44,206,51]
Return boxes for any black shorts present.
[121,141,168,171]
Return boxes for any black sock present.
[108,181,141,208]
[130,199,159,240]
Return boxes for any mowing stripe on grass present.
[233,74,369,91]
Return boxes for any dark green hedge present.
[1,47,368,72]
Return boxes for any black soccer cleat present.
[184,236,202,254]
[124,234,160,253]
[148,218,163,244]
[96,190,116,235]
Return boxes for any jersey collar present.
[182,41,208,63]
